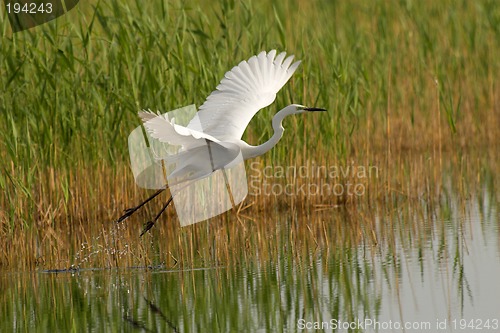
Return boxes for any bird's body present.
[118,50,325,231]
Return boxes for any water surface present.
[1,183,498,332]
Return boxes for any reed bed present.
[0,149,497,269]
[1,175,497,331]
[0,0,499,269]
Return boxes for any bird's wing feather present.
[188,50,301,141]
[139,110,219,149]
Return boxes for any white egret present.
[116,50,326,235]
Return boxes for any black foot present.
[116,207,138,224]
[140,221,155,237]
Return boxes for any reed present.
[0,0,499,269]
[1,177,496,332]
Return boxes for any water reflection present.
[0,188,498,332]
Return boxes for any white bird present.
[117,50,326,234]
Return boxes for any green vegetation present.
[0,0,498,268]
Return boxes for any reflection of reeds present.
[0,0,499,268]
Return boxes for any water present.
[1,185,499,332]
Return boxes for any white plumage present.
[140,50,301,150]
[117,50,325,229]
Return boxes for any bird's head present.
[272,104,327,130]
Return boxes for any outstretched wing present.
[188,50,301,141]
[139,110,219,149]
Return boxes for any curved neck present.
[241,105,297,160]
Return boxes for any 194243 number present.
[6,2,53,14]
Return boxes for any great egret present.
[116,50,326,235]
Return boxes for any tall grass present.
[0,0,499,268]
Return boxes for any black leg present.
[115,188,166,223]
[140,196,173,237]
